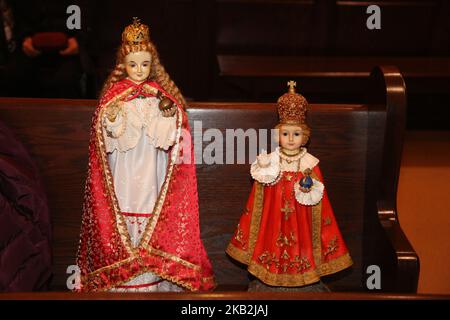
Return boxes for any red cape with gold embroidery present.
[76,79,215,292]
[226,165,352,287]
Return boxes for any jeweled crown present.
[122,17,150,45]
[277,80,308,125]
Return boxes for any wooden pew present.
[216,55,450,129]
[214,0,450,129]
[0,66,418,296]
[217,55,450,98]
[215,0,447,56]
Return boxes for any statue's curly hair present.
[100,42,187,109]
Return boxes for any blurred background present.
[1,0,450,129]
[0,0,449,294]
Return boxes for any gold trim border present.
[82,254,213,292]
[318,253,353,277]
[248,261,320,287]
[248,182,264,256]
[311,170,323,267]
[226,242,250,265]
[149,247,201,271]
[82,248,216,291]
[247,253,353,287]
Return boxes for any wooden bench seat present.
[0,66,418,296]
[1,291,446,300]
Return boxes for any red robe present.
[76,79,215,292]
[226,165,352,287]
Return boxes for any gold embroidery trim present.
[317,253,353,277]
[281,200,294,221]
[86,256,135,277]
[234,223,246,248]
[258,251,280,270]
[324,236,339,256]
[248,261,320,287]
[83,247,214,292]
[84,261,198,292]
[291,256,311,272]
[247,182,265,260]
[311,170,322,267]
[226,242,249,265]
[148,247,201,271]
[276,231,296,248]
[247,253,353,287]
[142,83,159,95]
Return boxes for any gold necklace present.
[280,147,301,157]
[280,148,306,164]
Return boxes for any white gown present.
[103,96,183,292]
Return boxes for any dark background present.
[1,0,449,129]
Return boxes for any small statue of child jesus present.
[226,81,353,291]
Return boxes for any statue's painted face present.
[279,124,304,150]
[125,51,152,84]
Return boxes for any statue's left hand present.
[162,106,176,118]
[60,37,79,56]
[159,97,176,117]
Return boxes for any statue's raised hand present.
[256,149,271,168]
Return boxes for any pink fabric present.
[0,120,51,291]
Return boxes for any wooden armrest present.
[378,200,420,292]
[371,66,420,292]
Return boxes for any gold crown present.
[277,80,308,125]
[122,17,150,45]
